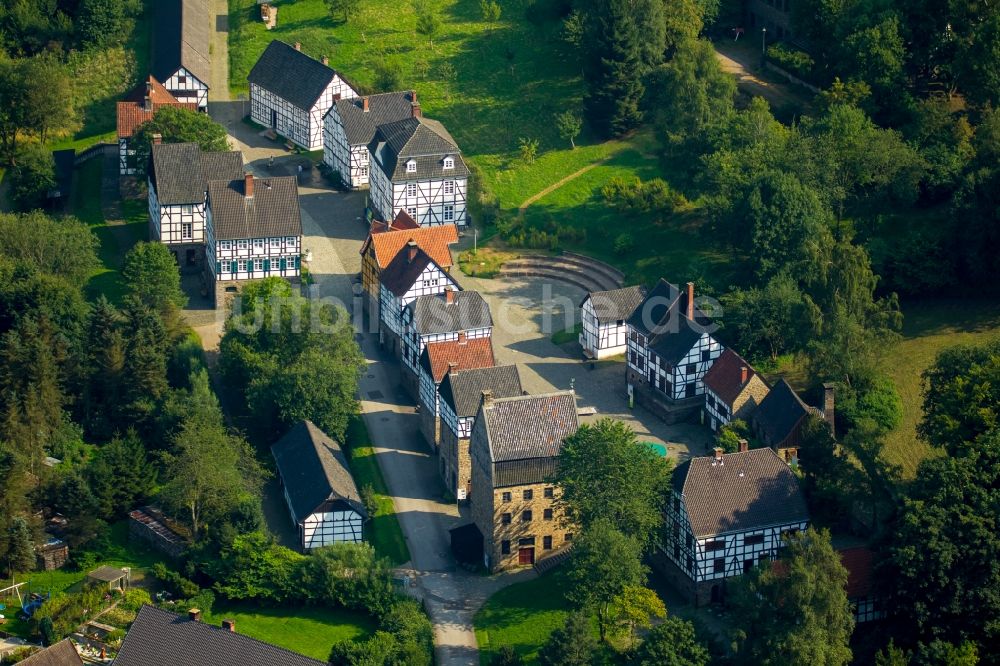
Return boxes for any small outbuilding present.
[128,506,188,558]
[86,566,130,592]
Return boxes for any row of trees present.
[0,0,142,56]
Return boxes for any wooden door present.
[270,109,277,129]
[518,548,535,565]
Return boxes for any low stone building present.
[702,348,770,432]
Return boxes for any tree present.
[517,137,538,164]
[212,531,305,602]
[131,106,230,179]
[6,516,35,573]
[720,275,819,362]
[122,241,188,312]
[918,338,1000,455]
[373,58,403,92]
[729,528,853,666]
[8,144,55,212]
[414,1,441,46]
[299,544,395,616]
[324,0,353,23]
[76,0,139,49]
[490,646,524,666]
[609,585,665,649]
[536,612,597,666]
[119,297,170,431]
[87,431,155,520]
[0,212,99,286]
[635,616,710,666]
[555,111,582,149]
[81,297,125,439]
[556,418,671,547]
[20,55,74,144]
[479,0,501,30]
[565,520,646,642]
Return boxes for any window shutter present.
[216,261,221,274]
[295,256,301,268]
[263,259,270,271]
[230,261,238,273]
[279,257,287,270]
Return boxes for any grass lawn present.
[345,417,411,566]
[550,322,581,346]
[457,247,517,278]
[201,602,376,661]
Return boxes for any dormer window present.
[443,156,454,169]
[406,160,417,173]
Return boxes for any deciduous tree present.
[555,111,582,149]
[635,615,711,666]
[537,612,597,666]
[132,107,230,179]
[122,241,188,313]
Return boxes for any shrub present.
[840,375,903,433]
[119,588,152,612]
[360,484,378,518]
[603,176,686,214]
[373,59,403,91]
[152,562,201,599]
[613,233,634,255]
[9,144,56,212]
[766,43,814,78]
[518,137,539,164]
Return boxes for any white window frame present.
[253,238,265,252]
[406,160,417,173]
[443,157,454,170]
[443,205,454,221]
[254,258,263,271]
[443,180,455,195]
[181,204,194,215]
[219,240,232,251]
[359,166,368,177]
[270,237,282,249]
[238,259,248,272]
[237,239,249,250]
[407,206,417,218]
[406,182,417,197]
[181,223,193,240]
[286,236,297,246]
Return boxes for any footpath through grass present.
[346,416,410,566]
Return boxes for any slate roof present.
[150,143,244,205]
[419,336,495,383]
[114,605,325,666]
[330,91,417,145]
[673,447,809,538]
[248,41,346,110]
[480,392,579,463]
[751,379,813,448]
[117,76,195,138]
[271,421,366,523]
[406,291,492,335]
[703,348,766,406]
[362,222,458,270]
[207,176,302,240]
[627,278,714,366]
[19,639,82,666]
[439,365,523,418]
[379,245,451,297]
[368,116,470,182]
[583,285,647,325]
[151,0,211,86]
[88,566,129,582]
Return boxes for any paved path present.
[714,44,808,112]
[209,0,231,102]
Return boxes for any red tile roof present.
[703,348,764,406]
[368,209,420,234]
[361,219,458,270]
[420,336,495,383]
[117,76,195,138]
[840,547,875,598]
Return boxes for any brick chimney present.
[152,133,162,145]
[362,96,370,112]
[822,382,836,437]
[411,90,417,103]
[188,608,201,622]
[143,79,152,111]
[686,282,695,320]
[406,239,418,263]
[458,331,467,344]
[411,102,422,118]
[244,172,254,199]
[737,438,749,453]
[321,55,329,66]
[740,365,748,385]
[481,389,493,408]
[445,288,455,304]
[294,42,301,51]
[222,619,236,632]
[712,447,724,464]
[447,361,458,375]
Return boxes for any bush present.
[373,59,403,91]
[152,562,201,599]
[119,588,152,612]
[602,176,687,214]
[766,43,814,78]
[360,484,378,518]
[9,144,56,212]
[613,233,634,255]
[840,375,903,433]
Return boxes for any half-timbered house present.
[839,546,883,624]
[206,173,302,309]
[470,391,579,572]
[401,289,493,397]
[368,116,469,227]
[657,446,810,606]
[360,215,458,324]
[625,280,723,424]
[148,141,244,270]
[116,77,195,177]
[248,41,357,151]
[151,0,211,110]
[416,336,495,449]
[271,421,367,550]
[750,379,834,463]
[323,91,416,188]
[703,349,771,432]
[439,366,523,500]
[377,241,460,353]
[579,285,646,359]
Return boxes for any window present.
[270,237,281,249]
[406,182,418,197]
[443,157,454,170]
[743,534,764,546]
[705,539,726,552]
[501,540,510,555]
[518,537,535,546]
[178,75,186,85]
[523,489,533,500]
[743,559,755,574]
[543,508,553,520]
[707,395,716,409]
[544,487,554,499]
[443,180,455,194]
[713,558,725,574]
[181,204,194,215]
[701,350,711,362]
[443,204,454,221]
[565,532,573,541]
[237,259,248,272]
[686,555,693,572]
[406,161,417,173]
[672,521,680,539]
[501,492,511,503]
[181,223,193,240]
[219,240,232,251]
[686,363,696,375]
[254,258,263,271]
[543,536,553,550]
[521,510,532,522]
[359,166,368,177]
[286,237,297,246]
[237,239,249,250]
[253,238,264,251]
[407,206,417,218]
[686,534,693,549]
[501,513,512,525]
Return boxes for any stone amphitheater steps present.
[560,251,626,287]
[500,255,623,293]
[500,266,606,294]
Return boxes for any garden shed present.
[86,566,130,592]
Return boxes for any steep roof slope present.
[420,337,495,383]
[331,91,416,145]
[207,175,302,240]
[248,41,345,109]
[751,379,813,447]
[703,348,767,406]
[152,0,211,85]
[439,365,523,418]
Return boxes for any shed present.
[86,566,130,592]
[128,506,188,558]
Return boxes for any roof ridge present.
[487,389,574,405]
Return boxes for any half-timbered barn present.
[206,173,302,309]
[368,116,469,227]
[625,280,723,424]
[360,215,457,324]
[248,41,357,151]
[579,285,646,359]
[656,446,810,606]
[151,0,211,110]
[271,421,367,551]
[439,366,523,500]
[148,141,244,270]
[401,289,493,397]
[470,391,579,572]
[750,379,833,463]
[417,335,496,449]
[116,77,195,177]
[702,349,771,432]
[378,242,460,353]
[839,546,884,623]
[323,91,416,188]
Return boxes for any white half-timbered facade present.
[248,41,357,151]
[368,116,469,227]
[401,290,493,384]
[658,447,810,606]
[151,0,211,110]
[117,77,195,176]
[323,91,416,188]
[377,243,459,351]
[272,421,368,551]
[416,335,496,447]
[579,285,646,359]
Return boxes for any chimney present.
[321,55,329,66]
[362,96,370,113]
[447,361,458,375]
[188,609,201,622]
[411,102,422,119]
[822,382,836,438]
[458,331,467,344]
[143,94,152,112]
[481,389,493,408]
[244,172,254,199]
[406,239,418,263]
[738,438,749,453]
[686,282,695,320]
[712,447,724,464]
[294,42,301,51]
[411,90,417,103]
[222,619,236,632]
[740,366,748,385]
[445,288,455,304]
[152,133,162,145]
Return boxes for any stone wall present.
[626,367,702,424]
[477,481,574,573]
